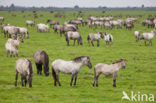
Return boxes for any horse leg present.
[56,74,61,86]
[25,79,27,87]
[96,74,100,87]
[113,73,117,88]
[73,39,76,46]
[67,40,69,46]
[93,72,96,87]
[88,40,90,46]
[36,63,39,75]
[97,40,99,47]
[77,40,80,45]
[74,73,78,86]
[39,64,42,75]
[15,70,18,87]
[10,51,13,57]
[91,40,94,46]
[52,68,57,86]
[21,75,24,87]
[70,74,75,86]
[150,40,152,46]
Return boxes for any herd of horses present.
[15,50,126,88]
[0,11,156,88]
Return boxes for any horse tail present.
[42,51,49,76]
[52,65,57,82]
[28,60,33,75]
[109,35,112,42]
[87,35,90,41]
[94,67,96,80]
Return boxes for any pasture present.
[0,10,156,103]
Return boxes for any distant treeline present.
[0,5,156,11]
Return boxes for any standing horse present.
[134,30,141,42]
[140,30,156,46]
[104,33,113,45]
[34,50,49,76]
[93,59,126,87]
[15,58,33,88]
[51,56,92,86]
[65,31,83,46]
[87,32,105,47]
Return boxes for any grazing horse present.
[125,23,134,30]
[15,58,33,88]
[33,50,49,76]
[65,31,83,46]
[47,20,59,27]
[26,20,35,27]
[87,32,105,47]
[93,58,126,87]
[51,56,92,86]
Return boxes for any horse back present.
[16,58,32,75]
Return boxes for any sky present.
[0,0,156,7]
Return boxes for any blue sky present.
[0,0,156,7]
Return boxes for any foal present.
[52,56,92,86]
[93,59,126,87]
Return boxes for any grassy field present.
[0,10,156,103]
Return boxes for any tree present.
[10,3,15,8]
[141,4,144,8]
[74,5,79,9]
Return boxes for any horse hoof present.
[113,85,116,88]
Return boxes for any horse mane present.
[112,58,125,64]
[73,56,86,62]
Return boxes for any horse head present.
[79,36,83,45]
[120,58,126,69]
[86,56,92,69]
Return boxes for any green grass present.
[0,10,156,103]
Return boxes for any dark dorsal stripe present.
[112,59,125,64]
